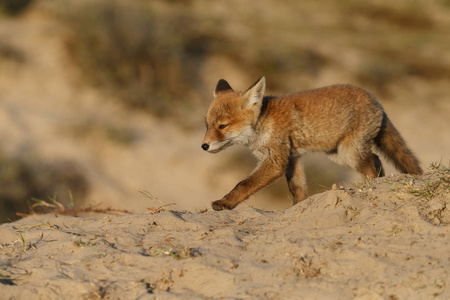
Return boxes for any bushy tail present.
[375,114,423,175]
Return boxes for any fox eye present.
[218,124,228,129]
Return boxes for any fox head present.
[202,77,266,153]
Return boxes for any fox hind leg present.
[372,153,385,177]
[285,155,307,205]
[328,140,385,179]
[329,133,385,179]
[357,151,385,178]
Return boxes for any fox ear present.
[242,77,265,109]
[214,79,233,97]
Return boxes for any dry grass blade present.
[147,203,176,214]
[18,196,132,218]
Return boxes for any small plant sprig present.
[74,237,97,248]
[390,224,403,236]
[16,191,131,218]
[139,190,176,214]
[428,158,449,172]
[296,255,321,278]
[407,176,449,202]
[16,231,27,252]
[31,194,65,213]
[148,245,201,260]
[353,176,375,191]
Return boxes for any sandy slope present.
[1,169,449,299]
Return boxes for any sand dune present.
[1,168,449,299]
[1,3,450,298]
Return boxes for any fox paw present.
[211,200,235,211]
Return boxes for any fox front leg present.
[211,199,238,211]
[211,159,286,211]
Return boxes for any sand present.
[1,168,449,299]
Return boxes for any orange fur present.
[202,77,422,210]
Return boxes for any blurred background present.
[0,0,449,223]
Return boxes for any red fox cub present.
[202,77,422,211]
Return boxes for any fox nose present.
[201,143,209,151]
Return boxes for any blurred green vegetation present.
[50,0,449,119]
[0,151,89,223]
[0,41,25,63]
[56,0,226,121]
[0,0,34,16]
[51,0,334,122]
